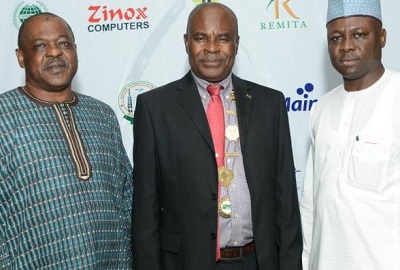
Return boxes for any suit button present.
[211,193,217,201]
[209,233,216,240]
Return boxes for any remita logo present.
[260,0,307,30]
[286,83,318,112]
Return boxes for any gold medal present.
[225,109,237,116]
[218,196,231,218]
[225,125,240,141]
[225,151,239,158]
[218,167,234,188]
[229,90,235,101]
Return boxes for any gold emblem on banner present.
[218,196,231,218]
[218,167,234,188]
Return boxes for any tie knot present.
[207,85,223,96]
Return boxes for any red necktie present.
[206,84,225,261]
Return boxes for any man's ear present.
[15,48,25,68]
[235,36,240,55]
[184,34,189,54]
[380,28,387,48]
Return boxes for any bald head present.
[186,3,238,37]
[18,12,75,49]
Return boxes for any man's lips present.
[201,59,223,66]
[340,57,359,67]
[44,62,67,72]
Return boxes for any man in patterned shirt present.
[0,12,133,269]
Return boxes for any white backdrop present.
[2,0,400,191]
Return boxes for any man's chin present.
[43,78,73,90]
[197,71,227,83]
[42,83,72,92]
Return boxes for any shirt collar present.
[191,71,233,98]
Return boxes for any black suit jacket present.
[133,72,302,270]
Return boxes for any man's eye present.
[34,43,45,49]
[354,32,366,38]
[330,36,341,42]
[59,41,71,47]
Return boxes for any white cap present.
[327,0,382,24]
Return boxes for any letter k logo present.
[267,0,300,19]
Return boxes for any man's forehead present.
[327,15,380,30]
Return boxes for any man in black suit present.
[133,3,302,270]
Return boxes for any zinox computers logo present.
[286,82,318,112]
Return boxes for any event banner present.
[2,0,400,190]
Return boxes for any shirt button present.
[211,193,217,201]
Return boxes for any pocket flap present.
[160,231,181,253]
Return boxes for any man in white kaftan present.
[301,69,400,270]
[300,0,400,269]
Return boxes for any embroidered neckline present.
[19,86,78,107]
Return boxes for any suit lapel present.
[232,75,254,152]
[175,72,214,151]
[174,73,254,153]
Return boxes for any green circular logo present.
[13,1,48,30]
[118,81,156,124]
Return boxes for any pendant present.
[229,90,235,101]
[218,167,234,188]
[225,152,239,158]
[225,125,240,141]
[218,196,231,218]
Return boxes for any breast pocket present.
[348,139,389,191]
[161,231,181,254]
